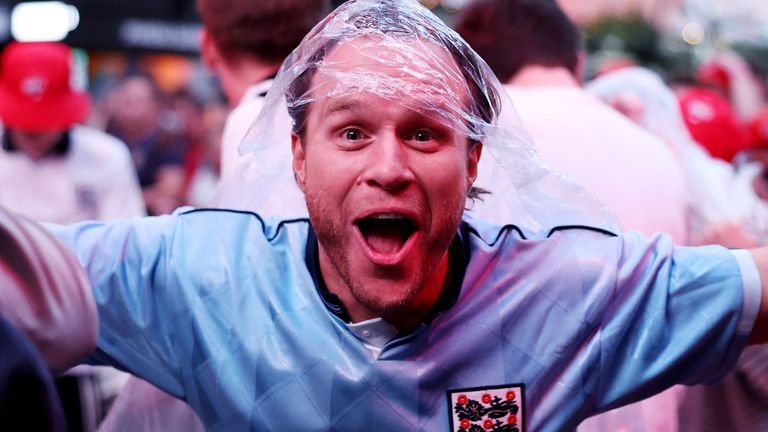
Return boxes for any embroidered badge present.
[447,384,524,431]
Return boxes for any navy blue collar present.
[305,222,470,325]
[3,130,71,157]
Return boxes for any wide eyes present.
[344,128,364,141]
[407,129,443,151]
[413,130,432,142]
[336,126,443,151]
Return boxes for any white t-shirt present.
[496,85,688,244]
[0,125,146,223]
[219,80,273,179]
[214,80,307,218]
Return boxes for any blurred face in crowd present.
[110,76,161,133]
[9,129,65,160]
[291,37,481,328]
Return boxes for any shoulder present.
[70,125,129,149]
[462,213,621,248]
[158,209,314,311]
[224,94,266,140]
[174,207,311,245]
[60,207,311,250]
[461,214,676,287]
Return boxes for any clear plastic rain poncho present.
[215,0,618,235]
[587,67,768,247]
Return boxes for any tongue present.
[364,225,407,255]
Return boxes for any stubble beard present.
[305,186,465,318]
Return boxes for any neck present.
[508,65,581,88]
[14,142,48,160]
[6,130,65,161]
[220,59,281,107]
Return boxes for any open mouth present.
[355,213,418,256]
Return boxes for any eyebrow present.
[406,97,466,128]
[323,98,367,117]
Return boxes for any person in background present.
[587,66,768,248]
[182,95,228,208]
[164,88,224,208]
[0,41,145,432]
[210,0,331,216]
[0,42,145,224]
[696,52,766,123]
[199,0,332,179]
[742,109,768,202]
[455,0,688,241]
[104,75,187,215]
[206,0,332,219]
[676,84,750,163]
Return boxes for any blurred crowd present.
[88,72,226,215]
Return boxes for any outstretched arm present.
[0,207,97,374]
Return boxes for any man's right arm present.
[0,205,183,383]
[42,210,190,395]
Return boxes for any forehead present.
[310,36,469,114]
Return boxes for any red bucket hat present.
[0,42,91,132]
[677,87,748,162]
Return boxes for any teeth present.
[370,213,406,220]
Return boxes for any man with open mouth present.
[5,0,768,431]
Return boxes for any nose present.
[361,131,414,192]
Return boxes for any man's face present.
[292,37,481,324]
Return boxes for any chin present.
[350,279,420,316]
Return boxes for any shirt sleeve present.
[46,211,188,398]
[589,231,757,413]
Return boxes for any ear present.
[200,29,221,71]
[467,142,482,189]
[291,133,308,193]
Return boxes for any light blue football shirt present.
[49,208,760,431]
